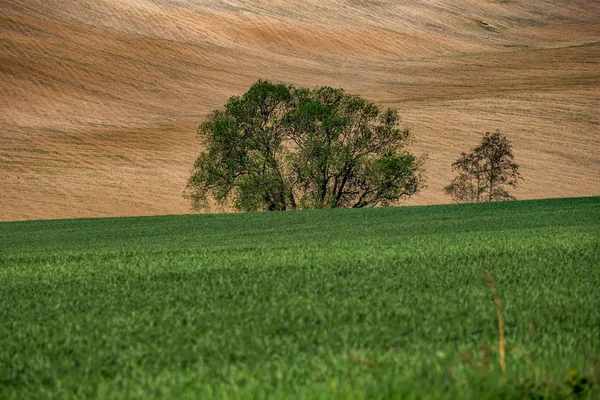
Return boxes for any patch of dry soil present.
[1,0,599,220]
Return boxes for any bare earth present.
[1,0,599,221]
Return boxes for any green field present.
[1,197,599,399]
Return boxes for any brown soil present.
[1,0,599,221]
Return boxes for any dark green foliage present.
[188,80,295,211]
[186,80,424,211]
[511,368,597,400]
[565,368,595,397]
[1,197,599,399]
[445,130,522,203]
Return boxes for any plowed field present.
[1,0,599,221]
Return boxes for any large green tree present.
[186,80,424,211]
[444,130,522,203]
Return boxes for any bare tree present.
[445,131,522,203]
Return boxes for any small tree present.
[186,80,424,211]
[444,130,522,203]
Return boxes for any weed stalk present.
[479,269,506,376]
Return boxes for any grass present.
[1,197,599,399]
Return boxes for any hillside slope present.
[1,0,599,220]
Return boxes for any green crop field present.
[1,197,599,399]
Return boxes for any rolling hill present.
[1,0,599,221]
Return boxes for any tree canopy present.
[186,80,424,211]
[444,130,522,203]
